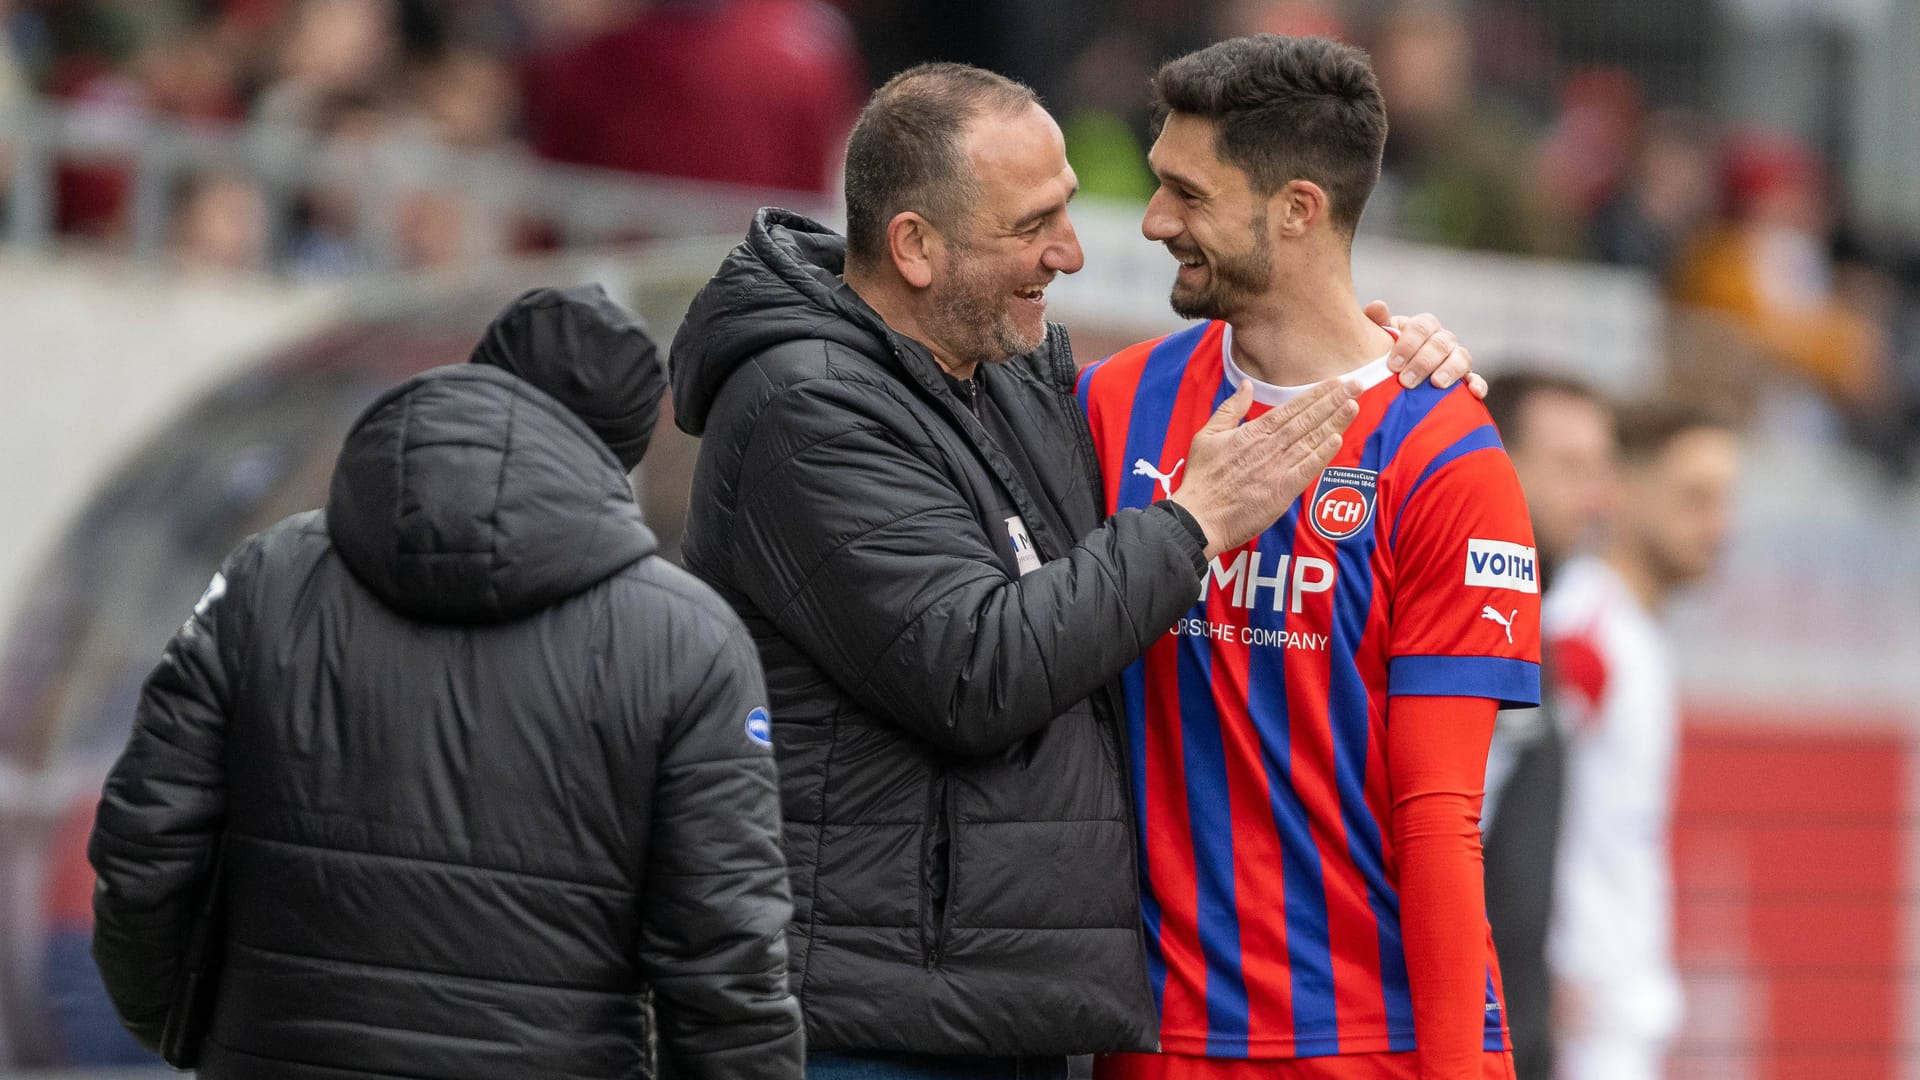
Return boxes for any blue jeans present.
[806,1051,1073,1080]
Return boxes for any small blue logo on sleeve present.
[745,707,773,747]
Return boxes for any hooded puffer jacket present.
[90,346,801,1078]
[670,208,1209,1055]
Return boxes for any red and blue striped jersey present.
[1077,320,1541,1059]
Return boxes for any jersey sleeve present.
[1386,440,1542,708]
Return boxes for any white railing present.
[0,96,834,272]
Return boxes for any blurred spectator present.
[1590,108,1718,282]
[408,44,518,148]
[1548,404,1741,1080]
[253,0,401,131]
[1670,128,1890,410]
[378,43,525,270]
[283,88,388,277]
[130,23,247,122]
[169,169,269,272]
[391,187,473,267]
[37,7,253,239]
[278,40,523,276]
[1533,67,1642,227]
[521,0,864,195]
[1369,0,1577,255]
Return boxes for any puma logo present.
[1480,605,1518,643]
[1132,458,1185,500]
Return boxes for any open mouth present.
[1015,284,1047,306]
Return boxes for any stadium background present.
[1,0,1917,1076]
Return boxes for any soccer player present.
[1078,36,1539,1079]
[1547,404,1740,1080]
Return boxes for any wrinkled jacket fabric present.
[89,362,802,1079]
[670,208,1208,1055]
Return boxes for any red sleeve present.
[1389,693,1499,1079]
[1386,432,1541,708]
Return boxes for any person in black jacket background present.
[1480,371,1620,1080]
[670,63,1477,1079]
[88,285,802,1079]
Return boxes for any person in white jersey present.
[1545,402,1741,1080]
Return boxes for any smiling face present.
[1142,112,1277,322]
[917,102,1085,369]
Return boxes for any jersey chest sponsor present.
[1168,544,1345,653]
[1199,546,1336,613]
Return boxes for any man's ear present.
[1272,179,1329,239]
[887,212,942,289]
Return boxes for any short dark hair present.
[843,63,1040,268]
[1613,401,1738,465]
[1150,35,1387,236]
[1484,370,1609,447]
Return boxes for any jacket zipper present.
[922,771,954,968]
[891,339,1063,564]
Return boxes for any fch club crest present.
[1309,466,1379,542]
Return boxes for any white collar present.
[1220,322,1398,406]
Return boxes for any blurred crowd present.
[1,0,1917,471]
[0,0,867,273]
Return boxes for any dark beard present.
[1169,214,1274,321]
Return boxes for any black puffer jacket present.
[671,209,1207,1055]
[89,361,802,1078]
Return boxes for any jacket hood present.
[670,207,893,435]
[327,365,656,624]
[468,283,665,471]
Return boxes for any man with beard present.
[1547,405,1740,1080]
[1079,36,1536,1079]
[670,62,1478,1079]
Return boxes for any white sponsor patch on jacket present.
[1464,539,1538,593]
[1005,515,1043,577]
